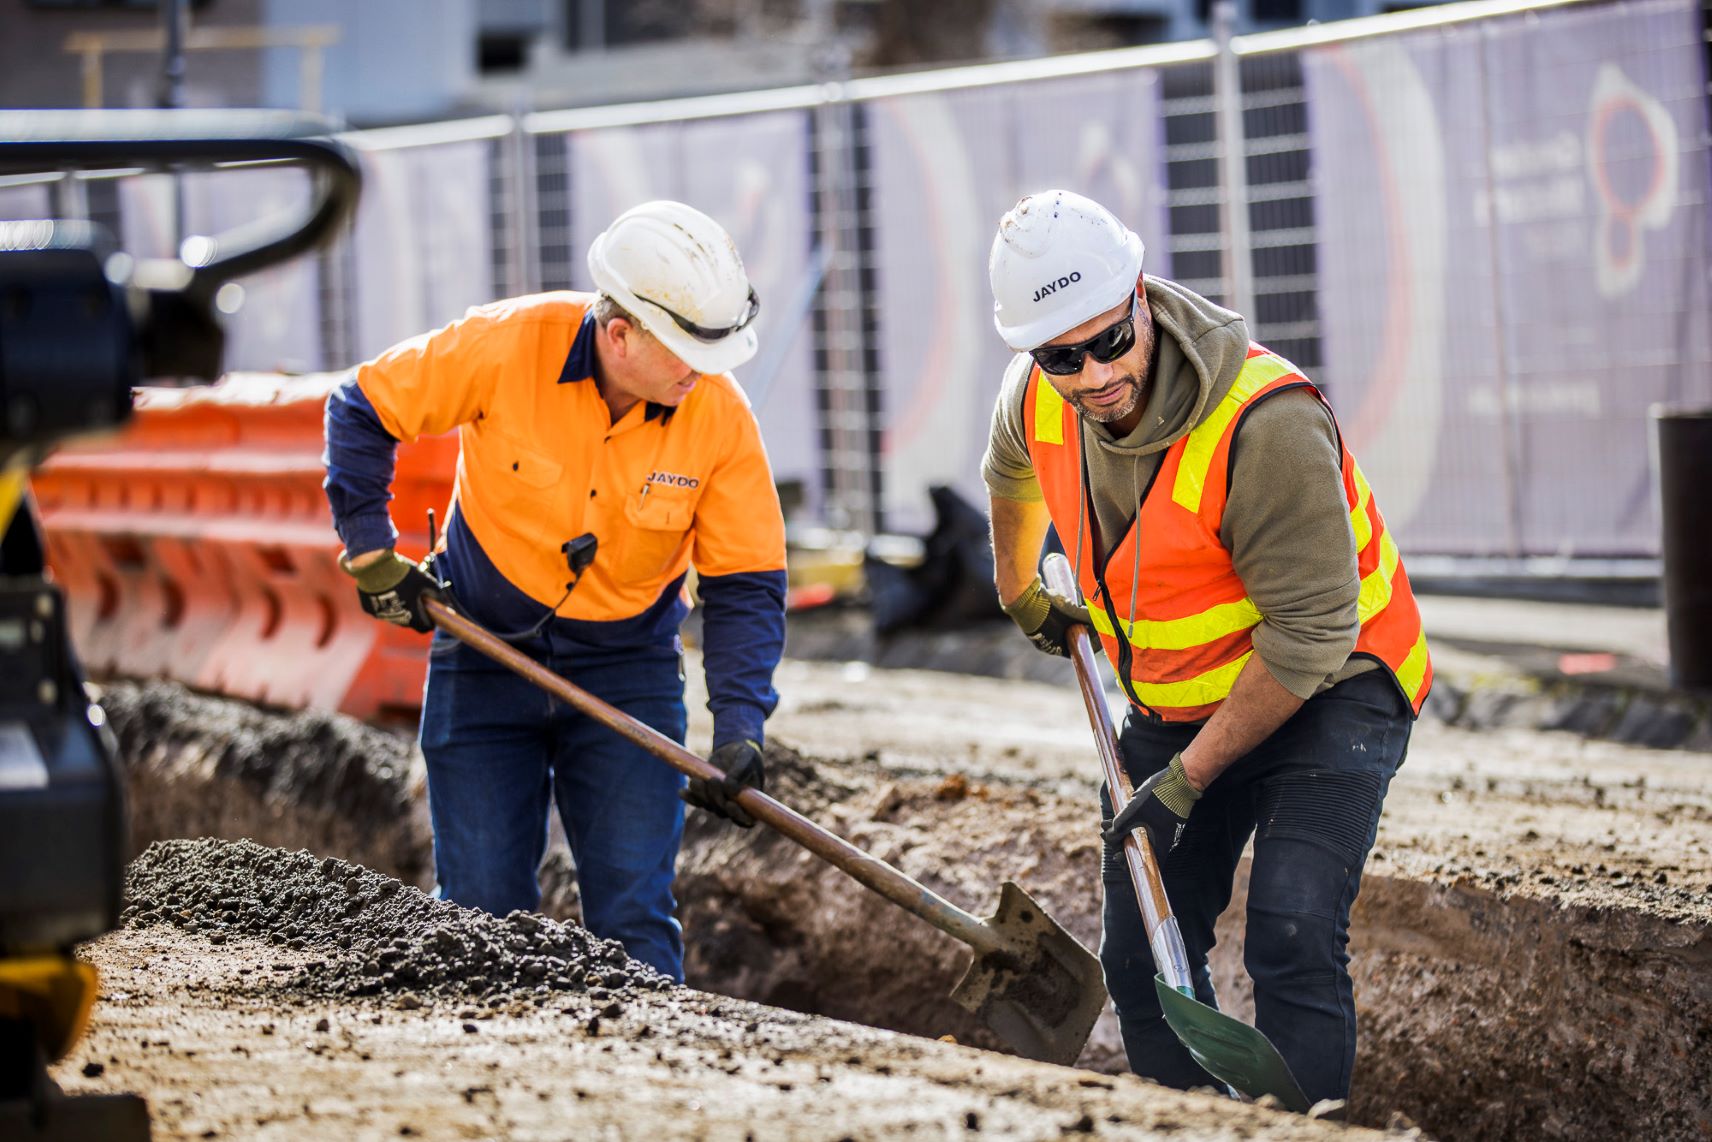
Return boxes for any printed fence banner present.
[347,139,493,363]
[867,68,1167,533]
[1307,0,1712,557]
[564,113,821,516]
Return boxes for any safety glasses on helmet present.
[1030,297,1137,376]
[633,286,761,343]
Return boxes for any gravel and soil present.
[58,644,1712,1141]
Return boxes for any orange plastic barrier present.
[31,373,456,721]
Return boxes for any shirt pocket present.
[615,484,698,583]
[486,438,564,543]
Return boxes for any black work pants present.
[1097,668,1412,1106]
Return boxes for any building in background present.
[1,0,1462,127]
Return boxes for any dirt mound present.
[125,838,672,1005]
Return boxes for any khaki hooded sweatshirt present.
[982,275,1376,701]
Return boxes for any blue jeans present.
[420,630,689,982]
[1098,668,1411,1105]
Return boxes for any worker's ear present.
[609,315,653,360]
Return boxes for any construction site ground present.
[49,596,1712,1141]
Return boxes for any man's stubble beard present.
[1068,304,1155,425]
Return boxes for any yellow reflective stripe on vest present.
[1395,628,1430,705]
[1121,650,1255,708]
[1350,462,1374,551]
[1172,353,1301,513]
[1033,374,1066,445]
[1087,596,1263,651]
[1357,527,1402,623]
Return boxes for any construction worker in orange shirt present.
[323,200,786,982]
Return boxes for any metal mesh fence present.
[20,0,1706,563]
[809,96,882,533]
[534,130,574,292]
[1162,56,1321,374]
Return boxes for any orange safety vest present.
[1025,345,1432,722]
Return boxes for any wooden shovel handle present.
[422,598,1007,956]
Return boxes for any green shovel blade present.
[1154,975,1310,1112]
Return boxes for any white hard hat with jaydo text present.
[989,190,1146,352]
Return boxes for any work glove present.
[340,549,441,633]
[1001,575,1093,658]
[682,739,765,829]
[1103,752,1201,859]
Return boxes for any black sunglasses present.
[1030,298,1138,376]
[633,286,761,343]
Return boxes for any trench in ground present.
[103,680,1712,1140]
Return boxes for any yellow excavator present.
[0,111,359,1140]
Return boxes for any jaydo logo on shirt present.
[647,470,701,489]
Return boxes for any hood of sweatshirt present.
[1087,276,1251,458]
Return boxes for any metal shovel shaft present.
[1040,557,1194,995]
[1042,557,1312,1111]
[424,599,1007,958]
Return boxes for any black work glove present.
[340,549,441,633]
[1103,752,1201,859]
[1001,576,1093,658]
[682,739,765,828]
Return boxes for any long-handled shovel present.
[1041,555,1310,1110]
[423,597,1107,1067]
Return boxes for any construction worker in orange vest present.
[984,190,1431,1109]
[323,201,786,983]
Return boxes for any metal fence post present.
[511,112,541,296]
[812,80,877,537]
[1212,0,1254,322]
[1472,23,1524,559]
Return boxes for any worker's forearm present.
[1180,655,1306,790]
[697,569,787,749]
[988,495,1052,606]
[324,376,402,558]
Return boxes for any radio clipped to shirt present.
[427,507,600,643]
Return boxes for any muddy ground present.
[63,649,1712,1140]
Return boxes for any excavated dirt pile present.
[97,834,1367,1140]
[95,676,1712,1140]
[124,838,671,1004]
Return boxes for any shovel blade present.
[948,881,1106,1066]
[1155,976,1310,1112]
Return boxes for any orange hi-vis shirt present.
[353,292,787,624]
[1025,345,1432,723]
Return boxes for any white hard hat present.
[587,200,760,374]
[988,190,1145,351]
